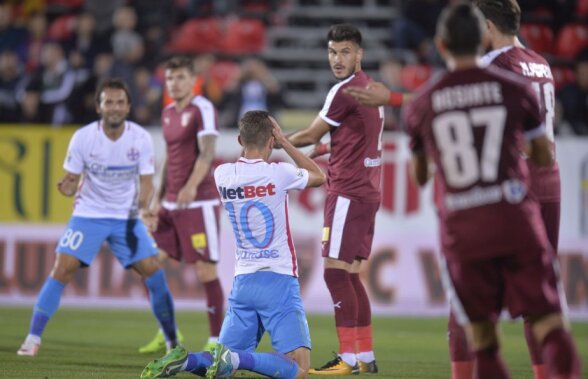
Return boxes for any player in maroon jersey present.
[138,56,224,354]
[283,24,384,375]
[405,3,580,379]
[443,2,564,378]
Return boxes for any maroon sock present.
[203,279,224,337]
[350,273,371,327]
[523,318,544,365]
[475,346,510,379]
[324,268,358,328]
[448,311,474,362]
[541,328,581,378]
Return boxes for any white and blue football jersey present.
[214,157,309,277]
[64,121,154,219]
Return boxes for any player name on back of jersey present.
[218,184,276,200]
[432,82,503,113]
[519,61,553,79]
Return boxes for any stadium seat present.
[577,0,588,17]
[555,24,588,59]
[221,18,266,55]
[46,14,77,41]
[519,23,554,56]
[166,18,222,54]
[400,64,432,91]
[551,65,576,91]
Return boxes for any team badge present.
[191,233,207,249]
[181,112,192,128]
[127,147,140,161]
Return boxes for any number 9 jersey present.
[214,157,309,277]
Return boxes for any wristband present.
[389,91,404,106]
[316,143,329,156]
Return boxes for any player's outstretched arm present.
[282,116,331,149]
[57,171,81,197]
[345,82,408,107]
[271,117,326,188]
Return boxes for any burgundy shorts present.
[321,193,379,264]
[152,203,220,264]
[442,249,562,324]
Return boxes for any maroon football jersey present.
[405,65,549,261]
[319,71,384,203]
[161,95,219,202]
[483,46,560,202]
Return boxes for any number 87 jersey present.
[214,157,309,277]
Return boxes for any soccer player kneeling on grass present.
[141,110,326,378]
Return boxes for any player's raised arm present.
[57,171,81,197]
[283,115,331,148]
[528,134,554,167]
[345,82,408,107]
[270,117,326,188]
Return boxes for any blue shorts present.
[56,217,158,268]
[219,271,311,354]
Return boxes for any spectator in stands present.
[0,49,25,122]
[23,41,76,125]
[110,6,144,95]
[0,4,27,61]
[378,57,407,131]
[131,66,161,125]
[220,57,283,129]
[22,12,48,73]
[558,49,588,135]
[68,52,113,125]
[84,0,123,37]
[64,12,108,70]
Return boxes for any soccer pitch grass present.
[1,308,586,378]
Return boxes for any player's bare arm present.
[284,116,331,148]
[528,134,554,168]
[307,142,330,159]
[177,134,216,208]
[139,174,157,231]
[411,151,430,187]
[345,82,410,107]
[271,117,326,188]
[57,172,81,197]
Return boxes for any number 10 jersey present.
[214,157,309,277]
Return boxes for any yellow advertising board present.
[0,125,76,222]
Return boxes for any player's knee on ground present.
[194,260,218,282]
[287,347,310,373]
[133,255,162,279]
[529,312,567,344]
[467,321,499,351]
[49,254,81,283]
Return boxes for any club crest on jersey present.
[127,147,140,161]
[181,111,192,127]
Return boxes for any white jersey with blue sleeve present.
[214,157,309,277]
[64,121,154,219]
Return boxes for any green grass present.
[1,308,586,378]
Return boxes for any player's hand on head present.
[269,116,286,148]
[345,82,390,107]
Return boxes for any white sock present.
[26,334,41,345]
[339,352,357,366]
[230,352,240,369]
[356,351,375,363]
[208,336,219,343]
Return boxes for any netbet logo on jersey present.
[218,183,276,200]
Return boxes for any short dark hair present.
[95,78,131,104]
[475,0,521,36]
[165,56,195,74]
[437,3,485,56]
[239,110,273,149]
[327,24,362,46]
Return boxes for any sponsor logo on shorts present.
[218,184,276,200]
[322,227,330,242]
[191,233,207,249]
[237,249,279,260]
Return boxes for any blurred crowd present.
[0,0,587,135]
